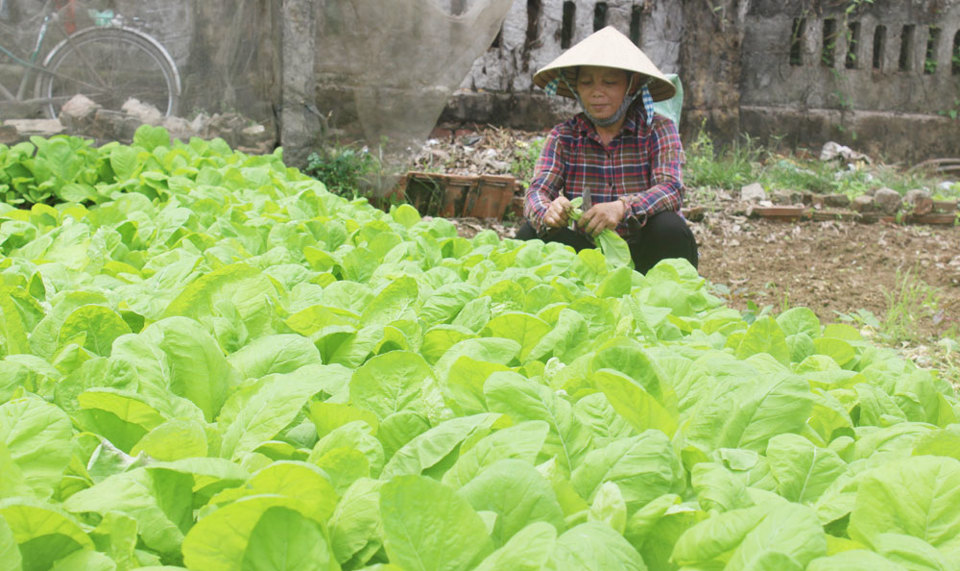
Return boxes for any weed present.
[881,267,942,344]
[741,300,774,325]
[938,98,960,121]
[510,137,545,187]
[933,338,960,389]
[835,308,883,330]
[686,125,762,190]
[304,144,382,198]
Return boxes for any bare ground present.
[692,215,960,338]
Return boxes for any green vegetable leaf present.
[0,397,73,499]
[848,456,960,554]
[547,522,647,570]
[458,459,565,546]
[240,506,338,571]
[381,475,494,571]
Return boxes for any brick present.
[933,200,958,213]
[906,213,956,225]
[750,206,808,221]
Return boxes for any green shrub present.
[304,144,380,197]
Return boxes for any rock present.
[820,141,870,163]
[0,124,18,144]
[873,187,902,215]
[770,189,795,205]
[823,193,851,208]
[121,98,163,126]
[740,182,766,202]
[683,205,705,222]
[203,113,248,140]
[190,113,209,134]
[903,188,933,215]
[851,194,875,212]
[238,124,277,154]
[3,119,64,137]
[91,109,140,142]
[59,94,101,130]
[162,116,195,141]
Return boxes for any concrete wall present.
[739,0,960,161]
[435,0,960,162]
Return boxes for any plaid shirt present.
[524,104,686,237]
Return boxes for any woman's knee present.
[636,211,699,269]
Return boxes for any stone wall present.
[125,0,960,163]
[739,0,960,161]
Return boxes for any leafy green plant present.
[939,98,960,121]
[685,126,761,190]
[304,144,381,197]
[0,128,958,569]
[510,137,545,187]
[881,266,942,343]
[567,196,632,268]
[0,135,104,206]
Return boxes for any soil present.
[691,215,960,339]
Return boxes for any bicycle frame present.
[0,0,75,104]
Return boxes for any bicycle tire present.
[35,26,182,119]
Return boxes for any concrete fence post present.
[281,0,320,168]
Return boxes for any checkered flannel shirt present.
[523,105,686,237]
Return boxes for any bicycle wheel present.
[36,26,181,119]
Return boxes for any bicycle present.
[0,0,181,120]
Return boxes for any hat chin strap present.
[566,74,644,128]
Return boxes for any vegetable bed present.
[1,127,959,570]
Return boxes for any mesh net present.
[0,0,277,154]
[0,0,511,173]
[317,0,511,151]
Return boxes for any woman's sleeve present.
[524,129,565,231]
[621,116,685,225]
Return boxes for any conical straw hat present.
[533,26,676,102]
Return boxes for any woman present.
[517,26,699,274]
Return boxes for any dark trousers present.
[515,211,699,275]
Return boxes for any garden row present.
[1,128,959,570]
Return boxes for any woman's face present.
[575,66,630,121]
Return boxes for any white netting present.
[316,0,511,151]
[0,0,510,166]
[0,0,277,153]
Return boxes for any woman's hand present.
[579,199,627,236]
[543,196,572,228]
